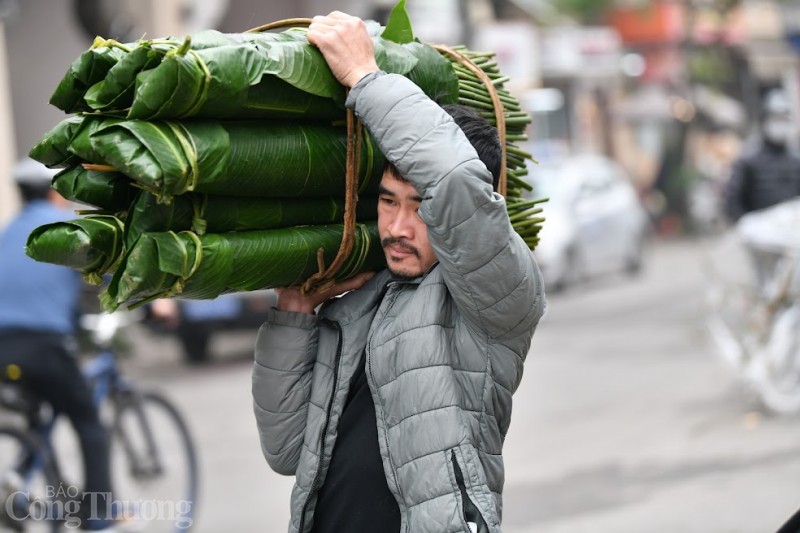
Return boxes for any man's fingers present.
[346,270,376,289]
[309,12,362,35]
[306,12,377,87]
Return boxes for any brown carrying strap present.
[300,109,363,295]
[432,44,507,197]
[246,18,313,32]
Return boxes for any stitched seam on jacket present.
[404,491,459,511]
[475,447,501,457]
[386,404,477,431]
[492,379,513,395]
[375,363,485,387]
[429,161,491,227]
[302,441,321,456]
[308,399,326,412]
[313,359,333,372]
[253,358,309,374]
[499,289,544,341]
[373,93,419,156]
[252,367,312,414]
[253,399,307,416]
[370,322,455,348]
[389,112,456,173]
[260,422,305,457]
[391,449,503,493]
[475,252,523,313]
[431,196,500,260]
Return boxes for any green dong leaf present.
[381,0,415,44]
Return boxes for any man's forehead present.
[379,174,424,201]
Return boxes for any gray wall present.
[217,0,374,32]
[6,0,90,159]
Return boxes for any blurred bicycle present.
[0,309,199,532]
[705,197,800,414]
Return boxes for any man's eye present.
[380,197,395,206]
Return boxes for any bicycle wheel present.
[110,391,198,532]
[751,306,800,414]
[0,427,62,533]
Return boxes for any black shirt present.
[310,352,401,532]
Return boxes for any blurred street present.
[121,237,800,533]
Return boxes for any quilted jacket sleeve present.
[252,308,319,475]
[347,73,545,340]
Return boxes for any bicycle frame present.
[82,349,134,405]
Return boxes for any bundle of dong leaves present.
[26,1,544,311]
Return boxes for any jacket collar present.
[318,261,441,325]
[318,269,392,326]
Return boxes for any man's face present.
[377,172,437,279]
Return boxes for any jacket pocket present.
[451,450,490,533]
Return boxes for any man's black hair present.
[384,104,503,190]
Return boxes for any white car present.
[529,154,650,291]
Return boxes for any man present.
[252,12,545,533]
[0,158,116,531]
[725,88,800,222]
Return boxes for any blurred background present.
[1,0,799,532]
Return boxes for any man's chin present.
[386,259,423,280]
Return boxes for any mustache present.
[381,237,420,258]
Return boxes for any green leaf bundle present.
[25,215,125,284]
[124,192,379,247]
[48,26,457,121]
[29,115,123,168]
[101,222,383,310]
[52,166,137,212]
[89,119,384,202]
[49,39,130,113]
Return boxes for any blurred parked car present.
[530,154,650,291]
[146,291,276,364]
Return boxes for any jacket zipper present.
[451,450,489,533]
[297,319,343,533]
[366,285,408,531]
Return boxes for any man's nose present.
[387,208,415,239]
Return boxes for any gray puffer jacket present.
[252,72,546,533]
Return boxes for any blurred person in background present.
[0,158,118,531]
[724,89,800,290]
[725,88,800,222]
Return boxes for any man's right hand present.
[275,271,375,314]
[307,12,380,89]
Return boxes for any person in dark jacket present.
[725,88,800,222]
[252,12,545,533]
[0,159,118,531]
